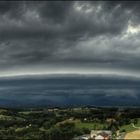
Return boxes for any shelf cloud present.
[0,1,140,77]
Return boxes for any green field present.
[120,124,137,132]
[75,121,106,130]
[0,107,139,140]
[120,119,140,133]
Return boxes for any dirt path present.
[124,130,140,139]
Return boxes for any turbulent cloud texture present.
[0,1,140,76]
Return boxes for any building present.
[95,135,104,140]
[91,130,112,140]
[72,134,90,140]
[73,130,112,140]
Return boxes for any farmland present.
[0,107,139,139]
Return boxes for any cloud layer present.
[0,1,140,76]
[0,76,140,107]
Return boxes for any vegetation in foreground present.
[0,107,139,139]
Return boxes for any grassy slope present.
[75,121,106,130]
[120,119,140,133]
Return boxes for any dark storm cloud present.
[0,1,25,19]
[0,1,129,40]
[38,1,74,23]
[0,1,140,75]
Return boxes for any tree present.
[134,118,138,125]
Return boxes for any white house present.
[95,135,104,140]
[73,134,90,140]
[90,130,112,140]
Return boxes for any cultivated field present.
[124,130,140,139]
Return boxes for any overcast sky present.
[0,1,140,77]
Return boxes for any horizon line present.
[0,71,140,80]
